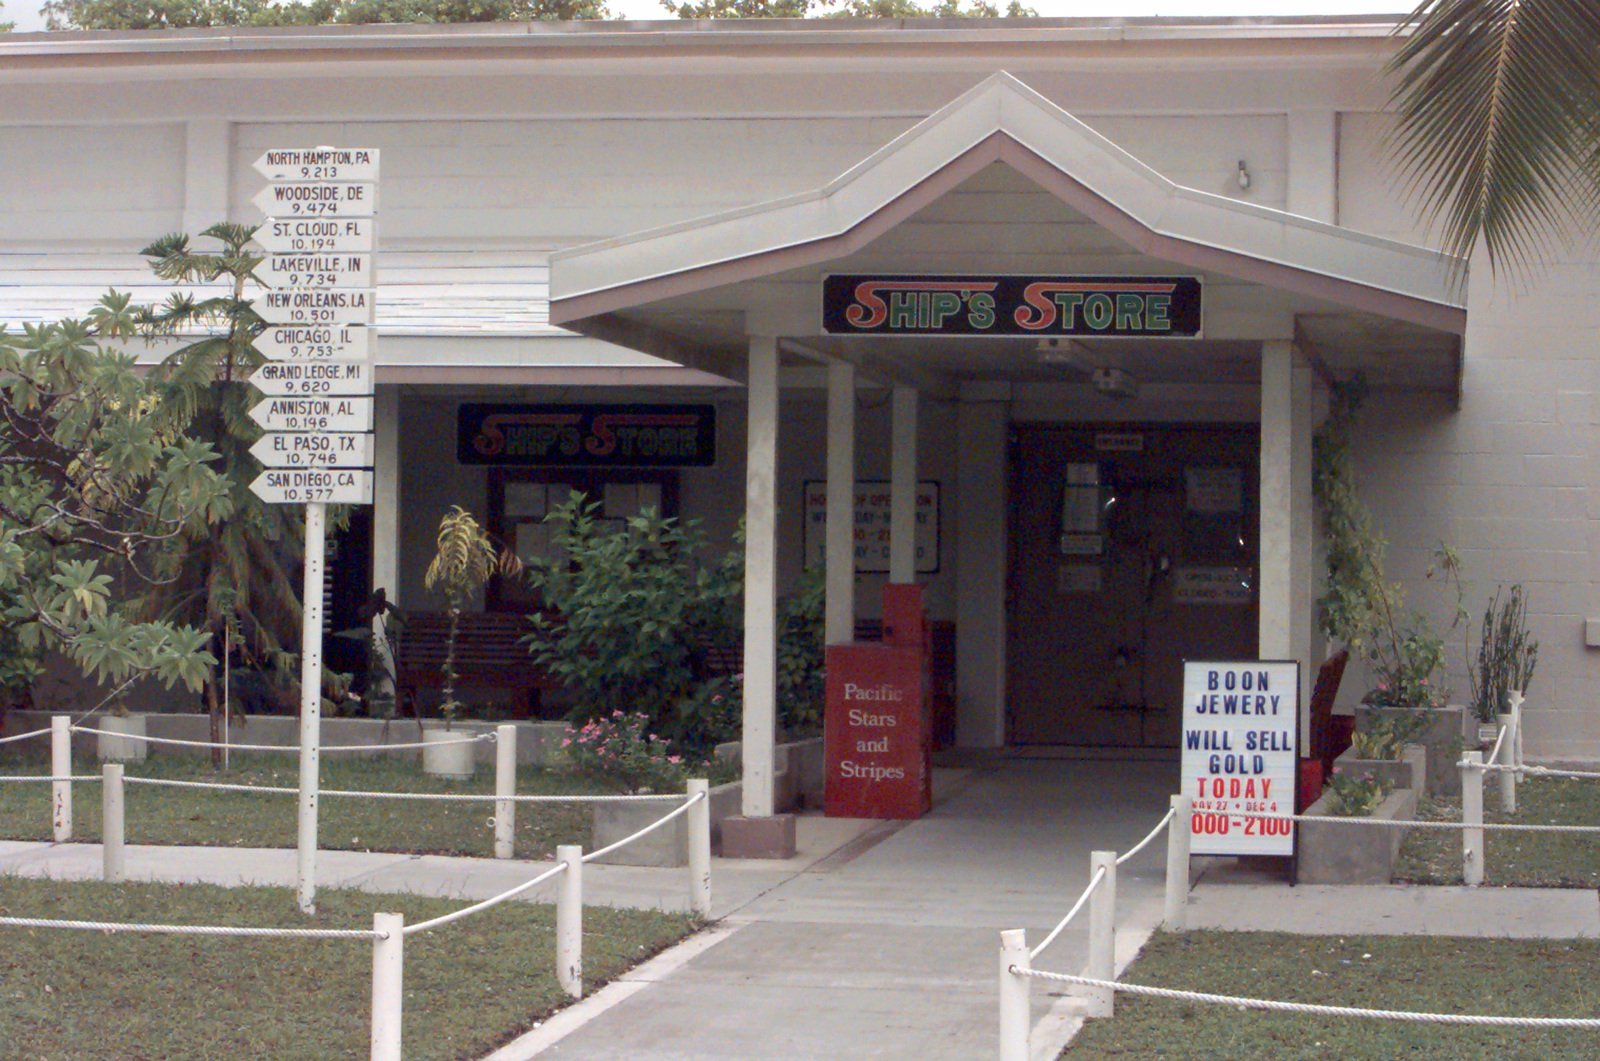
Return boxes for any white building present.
[2,16,1591,833]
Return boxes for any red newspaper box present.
[824,585,933,819]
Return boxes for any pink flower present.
[561,738,571,747]
[668,755,682,764]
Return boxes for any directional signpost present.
[248,146,379,915]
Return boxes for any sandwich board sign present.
[1180,660,1299,856]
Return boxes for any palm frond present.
[1387,0,1600,276]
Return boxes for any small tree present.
[424,506,518,728]
[0,299,232,709]
[133,224,306,761]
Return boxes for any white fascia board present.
[551,71,1463,314]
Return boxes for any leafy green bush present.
[1323,770,1389,817]
[522,497,742,750]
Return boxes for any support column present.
[955,385,1010,748]
[1260,340,1315,742]
[890,385,918,583]
[724,335,795,859]
[825,361,857,644]
[372,386,401,603]
[1290,351,1315,733]
[1259,341,1292,663]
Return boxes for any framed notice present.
[801,480,940,575]
[1180,660,1299,857]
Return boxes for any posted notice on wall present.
[1180,660,1299,857]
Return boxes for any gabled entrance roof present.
[549,72,1466,337]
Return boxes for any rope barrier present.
[402,861,570,936]
[1028,864,1106,961]
[0,915,382,940]
[1479,763,1600,781]
[70,726,493,754]
[0,775,101,783]
[1115,808,1175,866]
[120,775,683,802]
[1229,809,1600,835]
[1012,967,1600,1028]
[581,792,704,864]
[0,728,52,746]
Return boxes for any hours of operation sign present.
[1180,660,1299,857]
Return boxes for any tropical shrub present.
[1470,584,1539,723]
[562,710,689,795]
[1322,770,1389,818]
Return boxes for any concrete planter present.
[1354,705,1468,797]
[96,715,148,763]
[590,779,743,868]
[713,736,825,810]
[1331,742,1427,797]
[1297,786,1418,885]
[421,727,476,778]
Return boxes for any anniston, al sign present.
[250,396,375,434]
[822,274,1202,337]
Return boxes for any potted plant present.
[1470,584,1538,742]
[422,506,518,778]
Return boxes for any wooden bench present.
[392,611,557,719]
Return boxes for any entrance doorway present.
[1006,424,1259,747]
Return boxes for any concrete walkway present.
[2,759,1598,1059]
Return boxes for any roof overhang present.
[550,71,1465,360]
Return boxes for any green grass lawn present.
[1395,776,1600,888]
[1065,931,1600,1060]
[0,876,694,1060]
[0,751,635,859]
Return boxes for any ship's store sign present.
[822,274,1202,337]
[458,403,716,467]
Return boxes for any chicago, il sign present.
[822,274,1202,337]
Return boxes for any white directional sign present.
[250,396,375,433]
[262,253,371,291]
[251,360,373,397]
[253,324,371,362]
[252,182,376,219]
[250,431,375,469]
[255,288,376,325]
[253,147,380,183]
[250,468,374,505]
[255,217,375,254]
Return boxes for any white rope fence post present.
[556,845,583,1000]
[1087,850,1117,1018]
[998,928,1031,1061]
[370,912,404,1061]
[1497,715,1517,814]
[51,715,71,843]
[494,724,517,860]
[102,763,124,883]
[1164,795,1191,931]
[1510,689,1525,777]
[1463,750,1485,887]
[687,778,712,918]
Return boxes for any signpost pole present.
[297,499,326,914]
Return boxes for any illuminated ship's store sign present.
[458,403,716,467]
[822,274,1203,338]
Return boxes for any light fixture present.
[1033,336,1092,368]
[1237,160,1251,190]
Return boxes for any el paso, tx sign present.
[1179,661,1299,857]
[822,274,1202,338]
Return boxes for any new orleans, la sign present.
[822,274,1202,337]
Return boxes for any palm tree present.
[1386,0,1600,275]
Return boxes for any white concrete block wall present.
[1336,111,1442,248]
[1348,251,1600,759]
[0,123,186,245]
